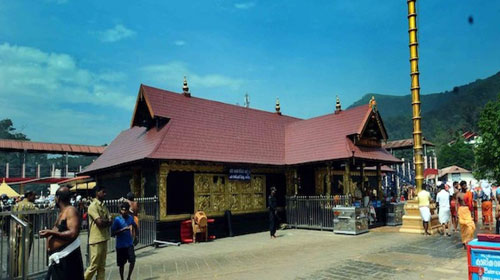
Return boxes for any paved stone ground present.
[99,227,471,280]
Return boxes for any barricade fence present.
[286,195,352,231]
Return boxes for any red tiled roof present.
[144,85,300,165]
[285,106,371,164]
[83,85,400,173]
[0,139,105,155]
[82,125,168,173]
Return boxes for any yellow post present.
[407,0,424,192]
[400,0,440,234]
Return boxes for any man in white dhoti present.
[417,185,433,235]
[436,184,451,236]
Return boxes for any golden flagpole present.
[407,0,424,192]
[400,0,438,234]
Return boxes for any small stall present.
[386,202,405,226]
[333,206,369,235]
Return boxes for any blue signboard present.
[469,239,500,280]
[229,168,251,181]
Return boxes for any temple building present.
[82,81,400,239]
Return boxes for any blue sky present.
[0,0,499,145]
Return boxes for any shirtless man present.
[40,186,84,280]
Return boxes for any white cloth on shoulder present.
[48,238,81,266]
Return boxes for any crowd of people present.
[416,180,497,249]
[0,185,140,280]
[41,185,139,280]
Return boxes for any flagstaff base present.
[399,200,440,234]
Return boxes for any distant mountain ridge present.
[349,71,500,144]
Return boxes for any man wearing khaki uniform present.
[85,186,112,280]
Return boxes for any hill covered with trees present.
[350,71,500,144]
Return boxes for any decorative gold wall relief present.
[194,173,266,215]
[240,193,252,210]
[197,195,210,210]
[228,194,240,211]
[195,175,211,193]
[211,194,225,212]
[228,181,239,193]
[251,176,264,193]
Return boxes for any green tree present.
[437,135,475,170]
[474,94,500,183]
[0,119,29,140]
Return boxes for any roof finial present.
[275,97,281,115]
[335,96,342,114]
[183,76,191,97]
[369,96,377,111]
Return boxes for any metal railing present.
[1,208,58,280]
[286,195,352,231]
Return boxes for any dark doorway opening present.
[297,166,315,196]
[166,171,194,214]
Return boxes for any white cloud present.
[141,61,244,90]
[98,24,136,43]
[173,40,186,46]
[234,2,255,9]
[0,43,134,144]
[0,43,134,110]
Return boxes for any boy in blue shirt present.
[111,202,138,280]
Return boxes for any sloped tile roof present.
[142,85,300,165]
[83,85,400,173]
[0,139,105,155]
[285,106,371,164]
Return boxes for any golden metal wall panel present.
[193,173,266,216]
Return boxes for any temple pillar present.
[285,168,296,196]
[5,163,9,178]
[158,165,170,220]
[326,164,332,195]
[360,162,365,194]
[377,164,383,200]
[343,161,350,195]
[294,169,298,195]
